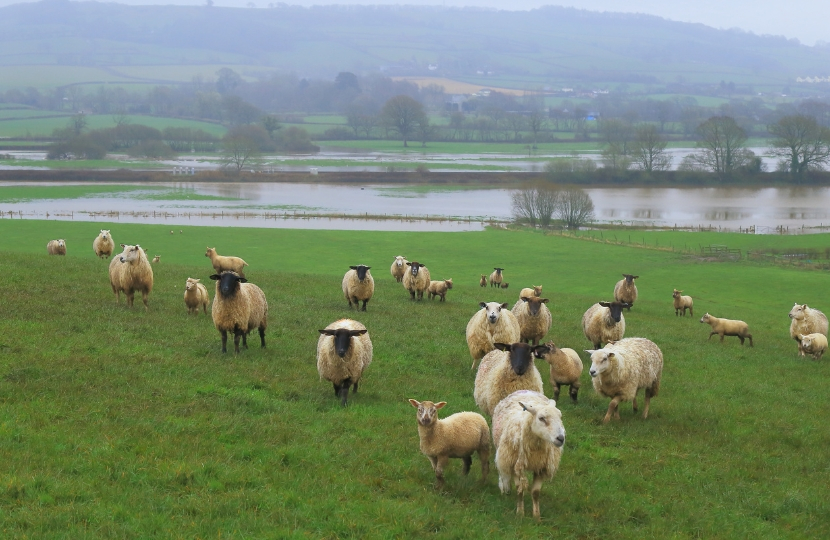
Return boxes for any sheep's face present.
[99,230,110,241]
[205,247,215,258]
[481,302,509,324]
[519,401,565,447]
[494,343,548,376]
[319,327,368,358]
[119,244,143,263]
[211,271,247,297]
[588,350,617,378]
[409,399,446,427]
[800,334,814,349]
[521,296,549,316]
[394,256,406,267]
[533,285,543,296]
[350,265,371,282]
[598,301,627,322]
[185,278,200,291]
[700,313,712,324]
[622,274,638,284]
[444,279,453,289]
[493,267,504,276]
[407,261,423,276]
[789,304,807,321]
[672,289,682,299]
[57,239,65,247]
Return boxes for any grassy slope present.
[0,220,828,538]
[0,114,226,139]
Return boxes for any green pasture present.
[0,220,828,537]
[0,113,226,139]
[318,139,603,155]
[0,185,238,203]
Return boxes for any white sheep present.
[672,289,693,316]
[427,278,453,301]
[538,342,583,403]
[492,389,565,521]
[474,342,546,417]
[465,302,521,369]
[46,239,66,255]
[586,337,663,423]
[390,256,408,282]
[183,277,210,315]
[205,247,248,277]
[614,274,638,310]
[789,303,828,356]
[108,243,153,311]
[402,261,431,301]
[151,255,160,264]
[92,230,114,259]
[798,333,828,360]
[210,271,268,354]
[582,301,628,349]
[699,313,753,346]
[408,399,490,488]
[479,274,487,287]
[520,285,543,299]
[489,267,505,288]
[512,296,552,346]
[317,319,373,406]
[342,265,374,311]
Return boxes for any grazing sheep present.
[492,390,565,521]
[92,230,114,259]
[512,296,552,346]
[672,289,693,316]
[479,274,487,287]
[46,239,66,255]
[614,274,638,310]
[402,261,431,301]
[205,247,248,277]
[408,399,490,488]
[170,230,174,234]
[317,319,372,406]
[700,313,753,346]
[390,256,408,282]
[582,301,628,349]
[538,342,583,403]
[342,265,374,311]
[520,285,543,299]
[490,267,505,288]
[789,303,829,356]
[183,277,210,315]
[210,271,268,354]
[474,342,546,417]
[151,255,160,264]
[586,337,663,423]
[799,333,828,360]
[427,278,453,301]
[500,282,510,289]
[466,302,522,369]
[108,243,154,311]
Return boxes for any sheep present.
[210,271,268,354]
[408,399,490,488]
[500,282,510,289]
[538,342,583,403]
[586,337,663,423]
[390,255,408,282]
[699,313,753,346]
[170,230,174,235]
[474,342,546,417]
[512,296,552,346]
[465,302,521,369]
[46,239,66,255]
[427,278,453,301]
[108,243,153,311]
[492,390,565,521]
[342,265,374,311]
[479,274,487,287]
[151,255,160,264]
[317,319,372,406]
[183,277,210,315]
[614,274,638,310]
[92,230,114,259]
[402,261,431,301]
[520,285,543,299]
[672,289,693,316]
[789,303,828,356]
[205,247,248,278]
[798,333,828,360]
[582,301,628,349]
[490,267,505,288]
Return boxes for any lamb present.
[342,265,374,311]
[789,303,828,356]
[408,399,490,488]
[479,274,487,287]
[92,230,114,259]
[390,256,408,282]
[183,277,210,315]
[210,271,268,354]
[500,282,510,289]
[614,274,638,310]
[465,302,521,369]
[489,267,505,288]
[512,296,552,346]
[582,301,628,349]
[427,278,453,301]
[492,390,565,521]
[672,289,693,316]
[205,247,248,277]
[402,261,431,301]
[586,337,663,423]
[108,243,154,311]
[46,239,66,255]
[151,255,160,264]
[474,342,546,417]
[520,285,543,299]
[700,313,753,346]
[798,333,828,360]
[317,319,372,406]
[538,342,583,403]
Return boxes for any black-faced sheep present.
[427,279,453,301]
[184,277,210,315]
[108,243,153,311]
[408,399,490,488]
[538,342,583,403]
[582,301,628,349]
[672,289,693,316]
[205,247,248,277]
[789,303,828,356]
[342,265,374,311]
[614,274,638,310]
[474,342,547,417]
[490,267,505,288]
[700,313,753,346]
[798,333,828,360]
[210,271,268,354]
[465,302,521,369]
[520,285,543,299]
[390,256,408,282]
[317,319,372,406]
[46,239,66,255]
[402,261,431,301]
[512,296,552,346]
[92,230,114,259]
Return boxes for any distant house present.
[445,94,468,112]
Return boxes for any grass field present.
[318,140,602,155]
[0,114,226,139]
[0,220,828,537]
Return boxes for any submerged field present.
[0,221,828,538]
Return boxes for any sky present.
[1,0,826,46]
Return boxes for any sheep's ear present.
[493,343,512,351]
[349,266,357,270]
[500,303,508,309]
[408,399,420,408]
[120,243,126,248]
[608,353,616,359]
[479,302,487,309]
[541,298,549,304]
[349,329,368,337]
[521,297,529,303]
[193,279,200,283]
[533,345,550,358]
[584,349,596,355]
[406,262,412,266]
[634,276,639,279]
[319,329,337,336]
[238,277,248,283]
[209,274,221,280]
[598,301,610,308]
[435,402,446,409]
[802,304,807,309]
[621,302,631,307]
[365,266,371,270]
[519,402,537,416]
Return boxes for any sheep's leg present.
[220,330,228,353]
[738,336,745,345]
[126,291,134,307]
[552,382,561,401]
[233,331,242,354]
[142,291,149,312]
[498,471,511,494]
[361,299,367,311]
[258,327,266,348]
[515,475,527,516]
[643,386,655,419]
[632,393,639,412]
[707,332,716,341]
[720,333,725,343]
[241,331,249,349]
[479,447,490,482]
[747,334,753,347]
[338,379,351,407]
[333,383,339,396]
[461,456,472,475]
[531,473,544,521]
[569,385,579,403]
[409,290,416,300]
[689,307,693,316]
[434,455,448,488]
[352,380,358,393]
[603,396,622,423]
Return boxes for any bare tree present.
[505,113,526,142]
[632,124,672,172]
[111,109,130,127]
[688,116,751,176]
[381,95,426,147]
[510,184,560,228]
[222,133,260,173]
[768,114,830,176]
[69,113,87,135]
[526,108,547,147]
[555,188,594,229]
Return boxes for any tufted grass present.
[0,220,829,538]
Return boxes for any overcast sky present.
[2,0,826,46]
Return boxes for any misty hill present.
[1,0,829,88]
